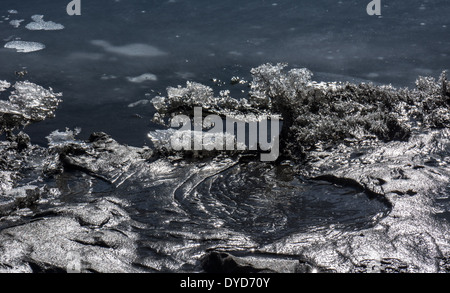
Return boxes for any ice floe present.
[91,40,167,57]
[4,41,46,53]
[25,15,64,31]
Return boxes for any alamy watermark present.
[169,107,280,162]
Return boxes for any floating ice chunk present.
[91,40,167,57]
[0,80,11,92]
[126,73,158,83]
[4,41,46,53]
[148,129,245,152]
[8,10,18,14]
[9,19,24,28]
[25,15,64,31]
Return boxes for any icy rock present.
[151,81,267,125]
[150,64,450,160]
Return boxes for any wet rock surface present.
[1,67,450,273]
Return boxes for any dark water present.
[1,0,449,146]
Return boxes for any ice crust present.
[4,41,46,53]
